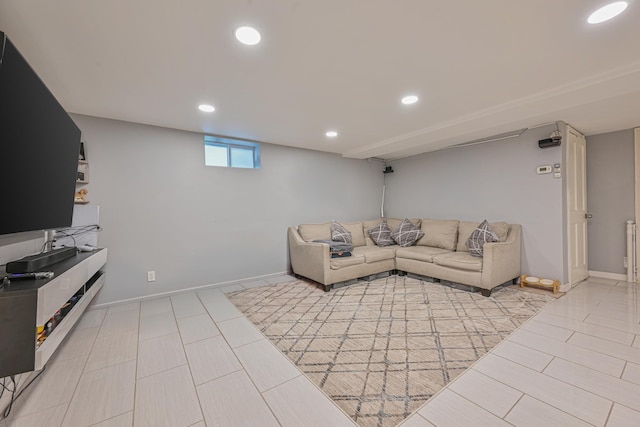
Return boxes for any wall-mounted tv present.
[0,31,81,236]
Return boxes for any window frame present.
[204,135,261,169]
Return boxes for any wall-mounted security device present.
[383,166,394,174]
[536,165,552,175]
[538,138,562,148]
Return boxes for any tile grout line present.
[169,295,206,426]
[58,308,110,426]
[474,352,611,425]
[212,289,285,427]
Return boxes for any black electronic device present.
[538,138,562,149]
[0,31,81,235]
[6,247,77,273]
[383,166,394,174]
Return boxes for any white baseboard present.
[588,270,627,281]
[88,270,291,310]
[558,282,571,293]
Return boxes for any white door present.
[567,125,588,286]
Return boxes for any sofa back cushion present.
[298,221,366,247]
[416,219,459,251]
[298,222,331,242]
[342,222,366,247]
[457,221,510,252]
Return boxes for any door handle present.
[585,213,593,219]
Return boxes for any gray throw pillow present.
[466,220,499,257]
[368,221,394,246]
[390,218,425,247]
[331,221,352,244]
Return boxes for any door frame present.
[634,127,640,282]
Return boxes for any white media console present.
[0,248,107,377]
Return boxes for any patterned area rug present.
[228,276,555,427]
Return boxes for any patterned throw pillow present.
[390,218,425,247]
[368,221,394,246]
[331,221,352,244]
[466,220,499,257]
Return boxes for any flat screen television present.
[0,31,81,236]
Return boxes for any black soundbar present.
[6,247,77,273]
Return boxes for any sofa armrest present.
[288,227,330,284]
[481,224,521,289]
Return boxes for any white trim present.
[558,282,572,293]
[635,127,640,282]
[88,271,291,310]
[588,270,627,281]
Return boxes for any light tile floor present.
[2,275,639,426]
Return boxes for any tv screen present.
[0,32,81,235]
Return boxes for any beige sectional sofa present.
[287,218,522,296]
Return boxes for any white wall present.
[70,114,383,305]
[384,124,566,283]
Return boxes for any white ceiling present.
[1,0,639,160]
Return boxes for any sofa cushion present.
[466,220,499,257]
[298,222,331,242]
[390,219,425,247]
[330,254,365,270]
[386,217,421,231]
[368,221,394,246]
[395,246,451,263]
[353,246,397,263]
[433,252,483,272]
[363,218,384,246]
[343,222,366,247]
[331,221,352,244]
[416,219,459,250]
[457,221,510,252]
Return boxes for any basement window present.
[204,136,261,169]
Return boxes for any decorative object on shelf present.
[520,274,560,294]
[77,160,89,184]
[79,141,86,161]
[74,188,89,204]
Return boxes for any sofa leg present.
[480,288,492,297]
[322,284,332,292]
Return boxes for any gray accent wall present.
[70,114,383,305]
[385,124,566,283]
[586,129,635,275]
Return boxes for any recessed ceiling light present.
[401,95,419,105]
[326,131,338,138]
[198,104,215,113]
[235,26,261,45]
[588,1,628,24]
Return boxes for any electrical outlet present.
[147,271,156,282]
